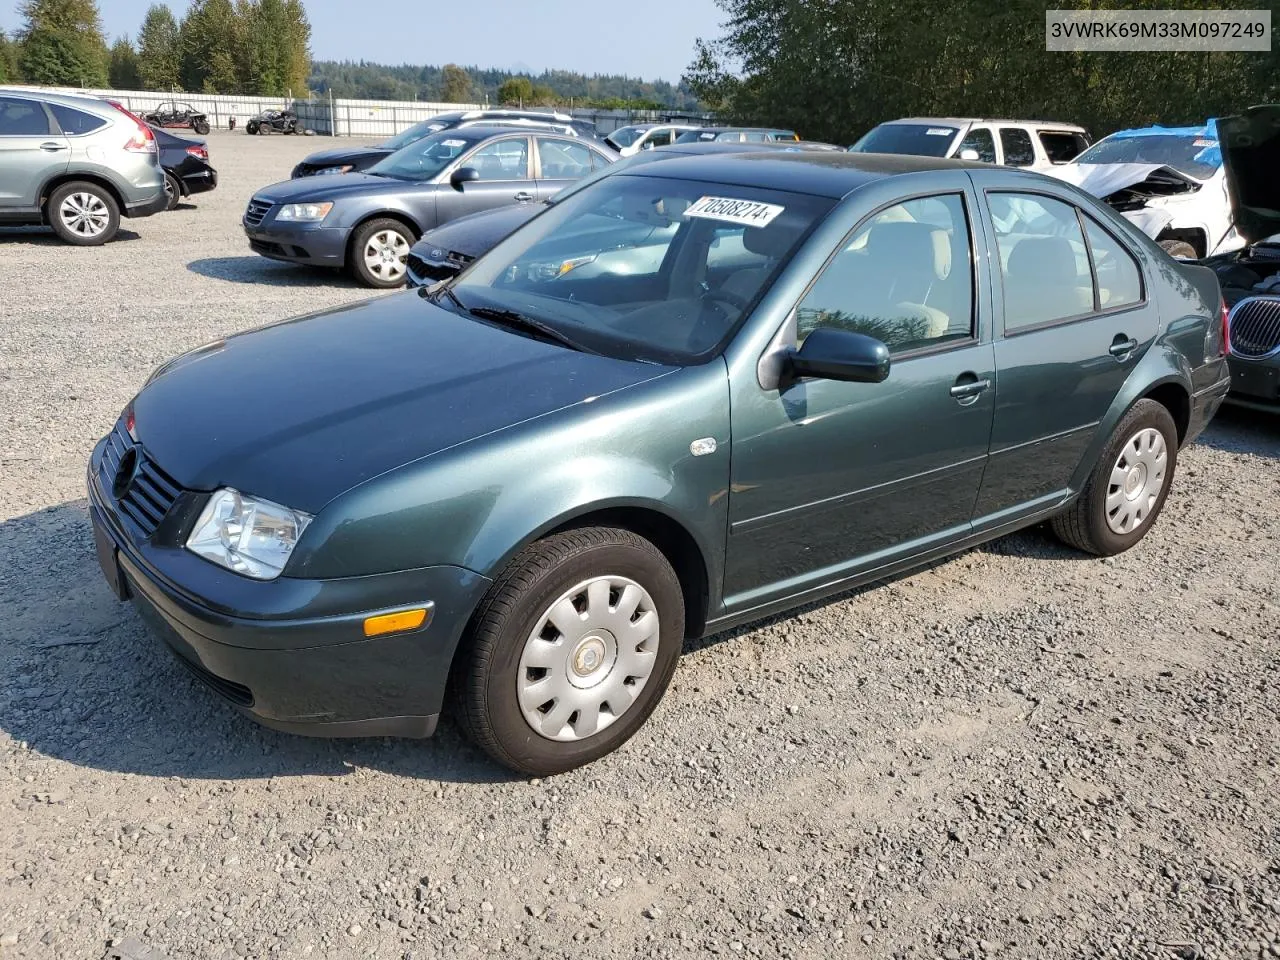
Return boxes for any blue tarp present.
[1109,119,1221,168]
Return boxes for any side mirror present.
[787,327,891,384]
[451,166,481,188]
[958,148,980,161]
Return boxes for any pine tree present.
[136,3,181,91]
[179,0,240,93]
[16,0,108,87]
[281,0,311,95]
[108,35,140,88]
[0,30,18,83]
[440,64,472,104]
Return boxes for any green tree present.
[497,75,533,105]
[440,63,472,103]
[178,0,240,92]
[234,0,308,95]
[280,0,310,94]
[0,29,19,82]
[108,35,140,88]
[136,3,181,90]
[15,0,108,87]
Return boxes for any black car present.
[142,100,211,136]
[151,126,217,210]
[247,109,300,135]
[291,110,603,179]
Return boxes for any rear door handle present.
[1109,335,1139,360]
[514,192,535,203]
[949,377,991,401]
[39,141,67,152]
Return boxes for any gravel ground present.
[1,132,1278,960]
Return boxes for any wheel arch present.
[344,209,424,265]
[40,172,128,222]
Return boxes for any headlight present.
[525,254,597,281]
[276,202,333,222]
[314,165,353,176]
[186,488,312,580]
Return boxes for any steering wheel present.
[701,289,751,314]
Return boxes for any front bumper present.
[87,443,491,737]
[243,221,349,267]
[1225,355,1280,412]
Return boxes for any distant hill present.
[309,60,703,110]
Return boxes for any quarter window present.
[1083,217,1142,308]
[990,193,1096,330]
[1038,130,1089,164]
[796,194,974,353]
[0,97,52,136]
[955,127,996,163]
[999,127,1036,167]
[536,138,593,179]
[51,104,107,136]
[467,139,530,180]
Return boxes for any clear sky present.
[4,0,726,84]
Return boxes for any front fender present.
[288,362,732,595]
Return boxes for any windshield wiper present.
[466,306,600,355]
[427,280,467,312]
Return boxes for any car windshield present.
[1074,134,1220,179]
[850,123,959,157]
[382,117,455,151]
[368,131,484,181]
[607,126,646,148]
[447,174,834,364]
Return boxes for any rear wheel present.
[163,172,182,210]
[349,218,415,288]
[192,118,210,135]
[47,181,120,245]
[1051,399,1178,556]
[453,527,685,776]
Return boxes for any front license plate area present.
[93,521,130,601]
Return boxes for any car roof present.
[617,150,981,198]
[880,116,1087,131]
[438,124,589,140]
[0,86,119,115]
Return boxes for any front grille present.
[99,419,183,538]
[406,252,456,287]
[1228,296,1280,359]
[244,198,272,227]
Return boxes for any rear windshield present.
[607,126,645,148]
[1075,134,1219,179]
[850,123,959,157]
[369,131,484,181]
[382,117,455,151]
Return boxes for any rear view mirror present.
[451,167,481,188]
[787,328,891,384]
[958,148,980,161]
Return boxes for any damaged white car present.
[1046,121,1244,259]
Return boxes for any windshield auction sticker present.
[684,196,786,228]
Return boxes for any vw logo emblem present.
[112,446,140,500]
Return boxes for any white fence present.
[2,84,707,138]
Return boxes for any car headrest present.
[742,220,803,258]
[1008,236,1077,284]
[866,221,952,280]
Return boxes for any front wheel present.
[348,218,415,288]
[47,181,120,245]
[453,527,686,776]
[246,121,259,135]
[192,118,210,135]
[1051,399,1178,556]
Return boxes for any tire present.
[452,527,686,776]
[246,121,259,135]
[47,181,120,245]
[163,172,182,211]
[348,218,415,288]
[1159,238,1198,259]
[192,118,210,135]
[1051,398,1179,556]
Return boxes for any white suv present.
[850,117,1091,171]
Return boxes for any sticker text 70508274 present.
[683,196,786,229]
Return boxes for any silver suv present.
[0,89,166,245]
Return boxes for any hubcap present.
[59,192,109,237]
[517,575,660,742]
[363,229,409,281]
[1105,427,1167,534]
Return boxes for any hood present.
[410,204,542,261]
[256,172,414,204]
[133,295,673,513]
[1217,104,1280,243]
[298,145,392,170]
[1046,161,1201,198]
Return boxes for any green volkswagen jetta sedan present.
[89,152,1232,775]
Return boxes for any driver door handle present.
[514,192,535,203]
[949,377,991,401]
[40,141,67,152]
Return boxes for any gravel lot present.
[1,132,1278,960]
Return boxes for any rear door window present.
[536,137,593,180]
[989,192,1094,330]
[999,128,1036,167]
[51,104,108,136]
[1038,130,1089,164]
[0,97,52,136]
[954,127,996,163]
